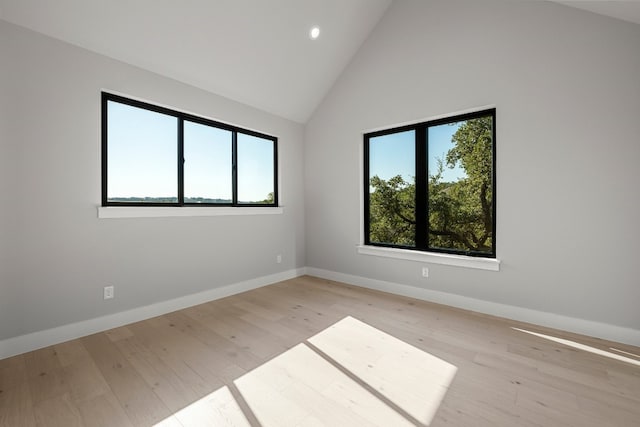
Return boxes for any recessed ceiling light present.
[310,26,320,40]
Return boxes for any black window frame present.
[363,108,496,258]
[101,92,278,207]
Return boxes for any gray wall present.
[0,20,306,341]
[305,0,640,332]
[2,0,640,345]
[0,24,19,339]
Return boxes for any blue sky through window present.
[237,133,275,203]
[428,122,466,182]
[369,122,466,184]
[107,101,178,199]
[107,100,274,202]
[184,121,232,201]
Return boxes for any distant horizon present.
[108,196,271,204]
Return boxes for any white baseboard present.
[3,266,638,361]
[305,267,640,347]
[0,268,305,360]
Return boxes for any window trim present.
[97,206,283,219]
[363,107,496,259]
[356,245,500,271]
[101,92,278,207]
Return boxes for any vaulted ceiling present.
[1,0,638,123]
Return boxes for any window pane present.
[368,130,416,247]
[427,115,494,254]
[237,133,275,204]
[184,121,232,203]
[107,101,178,203]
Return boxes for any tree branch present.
[480,182,492,234]
[428,229,475,250]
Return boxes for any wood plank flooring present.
[1,275,639,426]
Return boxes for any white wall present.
[2,0,640,351]
[305,0,640,341]
[0,20,306,342]
[0,24,19,339]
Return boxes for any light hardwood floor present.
[1,275,639,426]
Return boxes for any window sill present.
[356,245,500,271]
[98,206,283,219]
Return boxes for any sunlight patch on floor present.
[609,347,640,360]
[512,328,640,367]
[234,343,416,426]
[155,385,251,427]
[308,316,458,425]
[155,316,457,426]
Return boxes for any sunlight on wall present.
[512,327,640,367]
[155,316,457,426]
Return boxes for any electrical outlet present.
[104,285,114,300]
[276,254,282,264]
[422,267,429,278]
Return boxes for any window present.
[364,109,496,258]
[102,92,278,207]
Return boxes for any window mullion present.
[232,131,238,205]
[101,94,108,207]
[177,117,184,206]
[415,125,427,249]
[363,136,371,245]
[272,137,279,207]
[491,110,497,256]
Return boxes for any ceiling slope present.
[555,0,640,27]
[0,0,392,123]
[1,1,639,123]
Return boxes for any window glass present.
[364,109,495,257]
[428,117,494,254]
[184,121,232,203]
[237,133,275,204]
[368,130,416,247]
[102,93,278,207]
[107,101,178,203]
